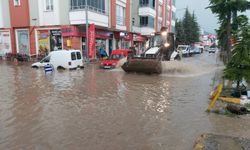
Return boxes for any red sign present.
[88,24,96,59]
[61,25,81,37]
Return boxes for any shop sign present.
[124,33,133,41]
[61,25,81,37]
[88,24,96,59]
[38,30,50,55]
[135,35,147,42]
[0,31,11,56]
[50,29,62,51]
[95,30,112,39]
[16,30,29,55]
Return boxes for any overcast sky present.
[176,0,250,34]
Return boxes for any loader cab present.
[149,34,163,48]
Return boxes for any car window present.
[76,52,81,60]
[110,54,122,60]
[40,56,50,63]
[71,52,76,61]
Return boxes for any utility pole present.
[85,0,89,63]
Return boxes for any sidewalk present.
[193,133,250,150]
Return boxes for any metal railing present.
[139,4,155,9]
[116,16,125,26]
[70,5,106,15]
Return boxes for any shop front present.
[62,25,113,59]
[133,34,148,53]
[114,32,133,50]
[82,28,112,58]
[0,30,11,56]
[36,28,62,55]
[15,29,30,55]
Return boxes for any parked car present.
[177,45,191,57]
[190,46,203,54]
[100,49,133,69]
[32,50,84,69]
[208,47,217,53]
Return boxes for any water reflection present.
[0,53,250,150]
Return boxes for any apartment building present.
[131,0,175,49]
[0,0,175,58]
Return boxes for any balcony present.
[133,26,155,36]
[140,26,155,36]
[139,5,156,18]
[69,5,109,27]
[116,16,126,31]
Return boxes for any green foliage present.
[175,8,200,45]
[175,19,185,45]
[224,15,250,89]
[207,0,250,63]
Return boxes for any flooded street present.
[1,52,250,150]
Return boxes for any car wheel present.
[57,66,65,70]
[32,66,39,69]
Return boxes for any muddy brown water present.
[1,52,250,150]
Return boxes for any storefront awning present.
[135,35,147,42]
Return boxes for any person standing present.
[99,46,107,60]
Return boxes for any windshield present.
[109,54,124,60]
[149,35,163,47]
[178,46,188,51]
[40,56,50,63]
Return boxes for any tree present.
[207,0,250,63]
[224,15,250,94]
[175,8,200,45]
[175,19,185,46]
[190,11,200,43]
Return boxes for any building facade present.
[0,0,175,58]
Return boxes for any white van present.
[32,50,84,70]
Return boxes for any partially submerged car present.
[32,50,84,70]
[100,49,133,69]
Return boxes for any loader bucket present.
[121,58,162,74]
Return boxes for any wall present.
[38,0,60,26]
[29,0,39,26]
[110,0,116,29]
[59,0,70,25]
[0,0,11,28]
[9,0,30,27]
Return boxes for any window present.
[76,52,82,60]
[158,20,162,31]
[158,5,162,17]
[116,5,125,26]
[139,0,149,6]
[139,0,155,9]
[14,0,21,6]
[70,0,105,14]
[140,16,155,28]
[41,56,50,63]
[71,52,76,60]
[140,16,148,26]
[45,0,54,11]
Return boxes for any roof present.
[145,47,159,55]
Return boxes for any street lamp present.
[85,0,89,63]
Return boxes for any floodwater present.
[0,52,250,150]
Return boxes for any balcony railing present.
[139,4,155,9]
[70,5,106,15]
[140,24,155,28]
[116,16,125,26]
